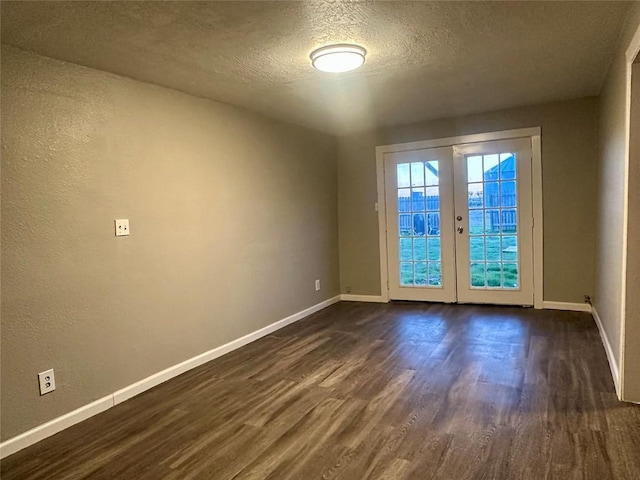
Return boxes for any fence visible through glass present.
[467,153,519,289]
[397,161,442,287]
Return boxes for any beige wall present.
[623,61,640,402]
[594,4,640,398]
[338,98,598,303]
[0,46,339,440]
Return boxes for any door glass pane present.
[468,183,483,209]
[470,237,485,261]
[397,164,410,188]
[471,263,486,287]
[469,210,484,234]
[415,262,427,284]
[425,161,439,186]
[466,152,520,290]
[467,156,483,183]
[412,188,425,211]
[413,237,427,261]
[411,162,425,186]
[427,237,441,261]
[504,263,519,288]
[400,238,413,261]
[412,213,425,236]
[399,214,411,236]
[398,188,411,212]
[400,262,414,286]
[502,209,517,233]
[396,161,442,289]
[500,181,517,207]
[428,263,442,286]
[426,212,440,235]
[486,236,501,261]
[487,263,502,287]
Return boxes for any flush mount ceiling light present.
[310,44,366,73]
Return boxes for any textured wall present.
[594,4,640,390]
[0,46,339,441]
[337,98,599,303]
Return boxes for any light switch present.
[115,219,130,237]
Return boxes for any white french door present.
[384,137,534,306]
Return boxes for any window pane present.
[470,237,485,261]
[487,263,502,287]
[398,188,411,212]
[427,237,441,261]
[428,263,442,286]
[486,236,501,261]
[500,153,516,180]
[399,214,411,236]
[400,238,412,261]
[484,210,500,234]
[500,181,517,207]
[484,182,500,207]
[413,237,427,261]
[471,263,486,287]
[426,212,440,236]
[397,163,410,188]
[411,162,425,187]
[501,209,517,233]
[504,263,519,288]
[412,213,425,236]
[425,161,439,186]
[502,236,518,261]
[469,210,484,235]
[415,262,427,285]
[484,154,499,180]
[425,187,439,211]
[412,188,425,211]
[467,156,483,183]
[468,183,483,209]
[400,262,414,285]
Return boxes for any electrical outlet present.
[346,286,352,294]
[315,279,321,291]
[114,219,130,237]
[584,295,592,304]
[38,369,56,395]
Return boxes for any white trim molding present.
[0,295,341,459]
[340,294,387,303]
[592,306,622,398]
[542,301,592,313]
[619,15,640,404]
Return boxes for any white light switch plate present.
[115,219,130,237]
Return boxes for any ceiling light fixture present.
[310,44,366,73]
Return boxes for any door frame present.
[375,127,544,308]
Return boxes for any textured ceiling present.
[0,1,632,134]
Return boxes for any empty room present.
[2,1,640,479]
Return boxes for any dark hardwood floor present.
[3,302,640,479]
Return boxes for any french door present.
[384,137,534,305]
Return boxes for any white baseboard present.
[542,301,592,312]
[340,294,387,303]
[591,306,622,399]
[0,395,113,459]
[0,295,340,459]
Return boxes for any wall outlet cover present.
[38,369,56,395]
[115,219,130,237]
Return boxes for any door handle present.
[457,226,464,234]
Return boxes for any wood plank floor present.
[3,302,640,479]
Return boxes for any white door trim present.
[620,19,640,400]
[376,127,543,307]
